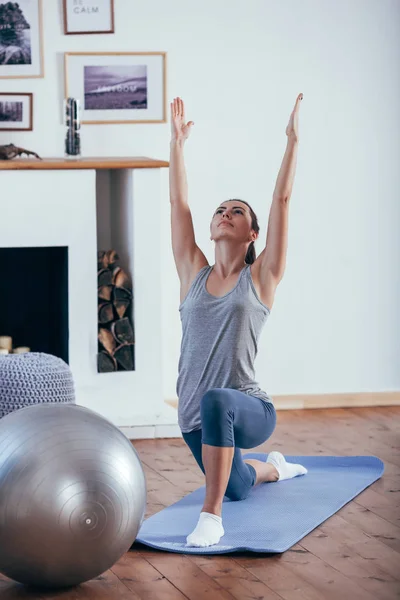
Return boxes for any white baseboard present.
[119,403,181,439]
[120,423,182,440]
[165,391,400,411]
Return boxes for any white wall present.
[1,0,399,415]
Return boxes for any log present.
[13,347,30,354]
[113,286,132,301]
[114,343,134,370]
[98,328,116,355]
[98,302,114,324]
[98,249,119,270]
[114,299,130,319]
[111,317,134,345]
[98,285,113,301]
[105,249,119,266]
[112,267,131,289]
[98,351,117,373]
[98,250,106,269]
[98,269,113,287]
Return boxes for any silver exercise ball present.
[0,403,146,588]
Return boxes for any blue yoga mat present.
[135,454,384,554]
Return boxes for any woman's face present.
[210,200,256,242]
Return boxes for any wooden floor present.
[1,406,400,600]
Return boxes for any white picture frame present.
[63,0,115,35]
[64,52,167,125]
[0,0,44,79]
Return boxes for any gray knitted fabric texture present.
[0,352,75,419]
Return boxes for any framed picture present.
[63,0,114,35]
[64,51,167,125]
[0,0,43,79]
[0,92,33,130]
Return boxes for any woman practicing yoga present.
[170,95,307,548]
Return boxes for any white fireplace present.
[0,158,179,439]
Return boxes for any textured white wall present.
[1,0,399,414]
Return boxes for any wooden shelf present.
[0,156,169,170]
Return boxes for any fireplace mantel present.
[0,156,169,170]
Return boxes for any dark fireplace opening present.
[0,247,69,363]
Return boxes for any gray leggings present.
[182,388,277,501]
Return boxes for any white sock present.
[186,511,224,548]
[266,451,308,481]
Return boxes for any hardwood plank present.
[356,485,400,510]
[277,545,383,600]
[189,555,283,599]
[141,454,204,492]
[369,473,399,499]
[140,463,189,506]
[308,512,400,580]
[335,501,400,553]
[298,524,400,599]
[236,550,328,600]
[340,498,400,535]
[70,570,143,600]
[0,570,141,600]
[145,554,237,600]
[111,553,188,600]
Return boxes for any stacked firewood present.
[97,250,135,372]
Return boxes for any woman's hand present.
[285,93,303,141]
[171,97,194,143]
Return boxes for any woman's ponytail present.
[245,241,256,265]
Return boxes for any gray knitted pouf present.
[0,352,75,419]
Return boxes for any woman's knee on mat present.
[224,482,251,502]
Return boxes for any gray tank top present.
[176,263,274,433]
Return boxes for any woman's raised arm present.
[169,98,207,287]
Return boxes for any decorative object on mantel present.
[0,143,41,160]
[63,0,114,35]
[97,250,135,372]
[0,93,33,131]
[64,97,81,158]
[64,51,167,124]
[0,0,44,79]
[0,336,30,355]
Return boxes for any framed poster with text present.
[63,0,114,35]
[64,52,167,124]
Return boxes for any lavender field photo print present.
[84,65,147,111]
